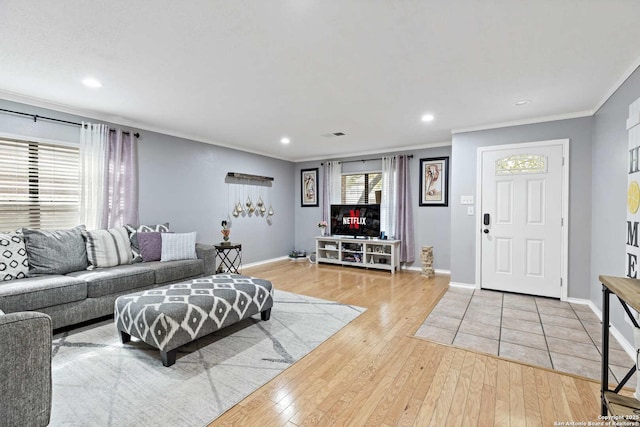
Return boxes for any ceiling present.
[1,1,640,162]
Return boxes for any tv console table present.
[315,236,401,274]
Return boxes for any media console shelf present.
[599,275,640,419]
[315,236,401,274]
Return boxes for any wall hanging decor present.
[301,168,319,207]
[419,157,449,207]
[225,172,274,224]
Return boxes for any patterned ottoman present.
[114,274,274,366]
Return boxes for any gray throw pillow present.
[124,223,170,263]
[22,225,89,275]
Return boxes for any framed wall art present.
[419,157,449,206]
[301,168,319,207]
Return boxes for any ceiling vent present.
[322,132,346,138]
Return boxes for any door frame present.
[474,139,570,300]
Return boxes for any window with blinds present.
[341,173,382,204]
[0,138,80,230]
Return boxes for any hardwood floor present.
[208,260,610,426]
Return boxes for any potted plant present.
[317,220,328,236]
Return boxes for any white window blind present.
[341,172,382,204]
[0,138,80,230]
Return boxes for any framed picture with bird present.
[419,157,448,206]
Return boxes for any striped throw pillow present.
[160,232,197,262]
[83,227,133,269]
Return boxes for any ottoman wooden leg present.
[161,349,177,367]
[261,308,271,321]
[120,331,131,344]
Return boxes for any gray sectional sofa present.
[0,226,216,330]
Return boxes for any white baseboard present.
[402,265,451,275]
[242,256,290,269]
[449,282,477,289]
[573,297,635,360]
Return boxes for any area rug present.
[49,290,365,426]
[414,287,634,383]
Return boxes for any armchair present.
[0,311,52,427]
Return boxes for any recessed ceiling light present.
[280,137,290,144]
[82,78,102,88]
[421,114,435,122]
[514,99,531,106]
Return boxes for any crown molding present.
[293,140,452,163]
[594,56,640,114]
[0,90,292,162]
[451,110,594,135]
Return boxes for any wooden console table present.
[599,275,640,417]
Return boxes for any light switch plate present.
[461,195,474,205]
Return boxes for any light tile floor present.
[414,286,635,383]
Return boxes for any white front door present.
[480,142,565,298]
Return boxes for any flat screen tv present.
[330,204,381,238]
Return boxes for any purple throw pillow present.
[137,232,162,262]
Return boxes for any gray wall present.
[450,117,593,299]
[0,99,295,264]
[294,145,453,271]
[137,131,294,264]
[591,66,640,344]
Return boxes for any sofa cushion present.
[0,232,29,281]
[125,223,170,263]
[142,259,204,284]
[0,275,87,312]
[161,232,197,262]
[138,232,162,262]
[22,226,88,275]
[83,227,133,269]
[67,265,155,298]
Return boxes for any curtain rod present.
[321,154,413,166]
[0,108,140,138]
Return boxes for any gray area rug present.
[50,290,365,426]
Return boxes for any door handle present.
[483,229,489,234]
[483,213,490,226]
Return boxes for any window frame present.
[340,170,382,205]
[0,136,80,230]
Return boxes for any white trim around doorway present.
[474,139,570,301]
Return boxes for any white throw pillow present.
[161,232,197,262]
[0,232,29,280]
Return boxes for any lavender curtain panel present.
[102,130,139,228]
[394,155,415,263]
